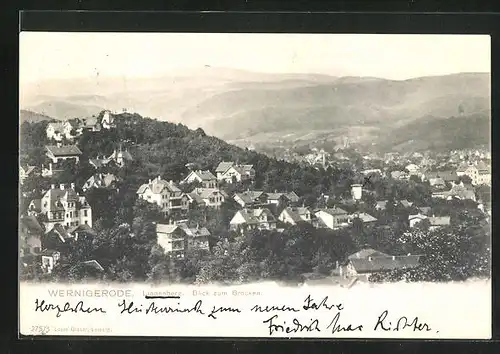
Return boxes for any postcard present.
[19,32,491,339]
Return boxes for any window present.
[84,220,88,225]
[84,210,88,217]
[75,221,79,226]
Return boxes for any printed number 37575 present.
[31,325,50,335]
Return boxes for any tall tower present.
[351,184,363,200]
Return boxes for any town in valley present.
[19,108,491,285]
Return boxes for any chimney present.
[51,184,55,189]
[148,179,151,184]
[392,256,396,260]
[49,163,53,172]
[60,184,65,190]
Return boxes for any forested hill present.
[20,111,358,200]
[374,112,490,153]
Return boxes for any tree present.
[374,224,490,282]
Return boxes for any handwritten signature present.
[374,310,433,332]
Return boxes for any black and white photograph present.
[18,32,491,338]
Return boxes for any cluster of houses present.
[45,110,116,142]
[19,111,490,281]
[19,110,123,274]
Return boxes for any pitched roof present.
[456,163,469,173]
[437,171,458,182]
[22,166,36,176]
[67,224,97,236]
[47,122,70,131]
[156,224,179,234]
[187,192,206,205]
[46,145,82,156]
[48,223,72,243]
[194,188,223,199]
[78,117,98,128]
[447,184,476,200]
[233,208,276,224]
[29,199,41,211]
[265,192,286,200]
[349,255,421,274]
[108,149,133,161]
[348,248,391,260]
[429,177,446,186]
[418,207,432,215]
[376,200,388,208]
[352,212,377,223]
[234,191,264,204]
[319,207,348,216]
[476,161,489,171]
[20,216,43,234]
[216,161,234,173]
[178,224,211,238]
[408,213,428,221]
[282,207,311,223]
[428,216,451,226]
[85,173,117,189]
[72,260,104,272]
[391,170,407,178]
[137,179,181,195]
[285,191,300,202]
[44,188,80,211]
[398,200,413,207]
[89,158,110,168]
[193,170,216,181]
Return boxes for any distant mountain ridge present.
[21,71,490,151]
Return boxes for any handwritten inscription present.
[30,295,438,336]
[34,299,106,318]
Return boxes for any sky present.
[19,32,491,84]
